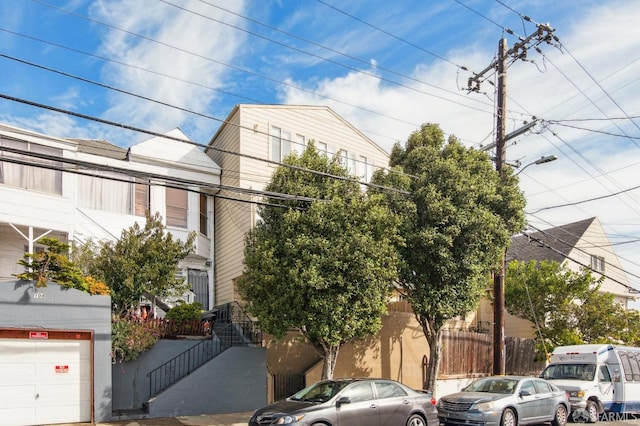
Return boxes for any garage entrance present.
[0,329,93,426]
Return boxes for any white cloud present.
[89,0,246,144]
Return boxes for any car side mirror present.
[520,390,531,397]
[336,396,351,407]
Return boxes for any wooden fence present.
[439,330,546,377]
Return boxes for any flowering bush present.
[111,316,161,363]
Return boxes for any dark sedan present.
[248,378,439,426]
[437,376,569,426]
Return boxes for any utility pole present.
[493,37,508,376]
[468,23,555,376]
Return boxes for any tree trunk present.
[417,314,442,397]
[321,344,340,380]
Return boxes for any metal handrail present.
[147,302,262,398]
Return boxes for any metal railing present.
[147,302,261,398]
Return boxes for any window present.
[78,171,132,214]
[0,139,62,195]
[590,255,605,272]
[342,382,373,403]
[270,126,291,162]
[598,366,612,382]
[166,187,188,227]
[199,193,208,236]
[295,134,305,153]
[374,381,407,399]
[317,141,328,156]
[520,380,536,395]
[134,179,150,217]
[359,155,375,183]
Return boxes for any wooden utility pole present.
[493,37,508,376]
[468,23,555,376]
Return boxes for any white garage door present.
[0,334,91,426]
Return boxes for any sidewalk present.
[95,412,253,426]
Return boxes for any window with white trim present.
[271,126,292,162]
[166,187,188,228]
[590,255,605,273]
[0,139,62,195]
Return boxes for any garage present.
[0,280,112,424]
[0,330,92,426]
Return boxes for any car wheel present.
[552,404,568,426]
[501,408,517,426]
[406,413,425,426]
[586,401,598,423]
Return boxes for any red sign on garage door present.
[29,331,49,339]
[55,365,69,373]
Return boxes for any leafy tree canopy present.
[238,144,401,379]
[16,236,110,295]
[505,259,640,352]
[91,212,195,314]
[373,123,526,390]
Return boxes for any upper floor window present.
[271,126,292,162]
[295,134,305,152]
[0,138,62,195]
[590,255,605,272]
[166,187,188,228]
[134,178,150,217]
[78,171,132,213]
[359,155,375,183]
[338,150,356,174]
[199,193,208,236]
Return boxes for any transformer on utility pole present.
[468,23,555,375]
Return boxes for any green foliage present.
[506,259,640,350]
[165,302,203,322]
[111,316,161,363]
[92,212,195,314]
[238,144,401,379]
[372,123,526,388]
[16,237,110,295]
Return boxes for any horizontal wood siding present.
[210,105,391,305]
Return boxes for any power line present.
[314,0,462,68]
[31,0,497,133]
[0,92,411,196]
[159,0,496,114]
[523,225,640,290]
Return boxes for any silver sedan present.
[437,376,569,426]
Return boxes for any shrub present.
[111,316,160,363]
[165,302,203,322]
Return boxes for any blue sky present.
[2,0,640,300]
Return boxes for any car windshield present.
[541,363,596,381]
[464,378,518,394]
[289,380,352,403]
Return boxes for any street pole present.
[493,38,507,376]
[467,22,555,377]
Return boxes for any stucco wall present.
[0,280,112,422]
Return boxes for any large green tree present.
[505,259,640,352]
[92,212,195,314]
[237,145,401,379]
[372,123,526,392]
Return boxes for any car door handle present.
[369,404,377,409]
[403,399,410,405]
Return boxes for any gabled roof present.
[70,138,128,160]
[507,217,596,264]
